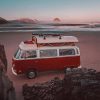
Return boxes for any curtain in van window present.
[59,49,75,56]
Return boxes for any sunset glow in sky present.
[0,0,100,23]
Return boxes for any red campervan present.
[12,34,81,79]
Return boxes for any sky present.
[0,0,100,23]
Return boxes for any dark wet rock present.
[23,77,72,100]
[23,68,100,100]
[0,44,16,100]
[0,44,7,72]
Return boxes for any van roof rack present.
[32,33,61,36]
[32,30,66,36]
[32,31,64,40]
[31,31,78,44]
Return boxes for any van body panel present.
[12,55,80,74]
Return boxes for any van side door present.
[37,49,58,71]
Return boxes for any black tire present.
[26,70,37,79]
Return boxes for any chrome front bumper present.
[12,67,17,76]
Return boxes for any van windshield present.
[14,49,26,59]
[14,49,21,59]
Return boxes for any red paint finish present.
[12,56,80,74]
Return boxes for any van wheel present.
[26,70,37,79]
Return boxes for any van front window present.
[14,49,37,59]
[25,51,37,58]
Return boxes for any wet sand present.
[0,31,100,100]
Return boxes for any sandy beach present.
[0,31,100,100]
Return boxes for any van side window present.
[21,50,37,58]
[59,49,75,56]
[40,49,57,58]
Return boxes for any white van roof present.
[34,36,78,44]
[19,42,37,50]
[19,35,79,50]
[19,41,78,50]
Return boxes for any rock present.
[0,17,8,24]
[0,44,7,72]
[53,18,61,22]
[23,68,100,100]
[0,44,16,100]
[22,76,73,100]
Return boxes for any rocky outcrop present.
[16,18,36,24]
[53,18,61,22]
[0,17,8,24]
[0,44,16,100]
[23,68,100,100]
